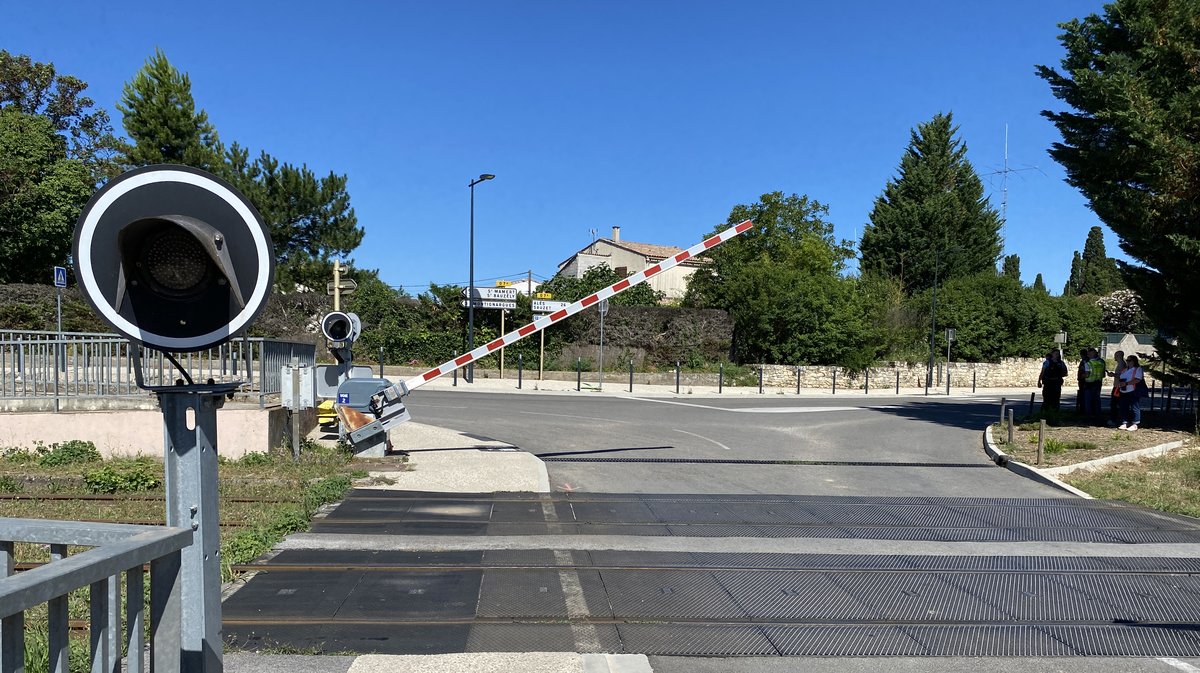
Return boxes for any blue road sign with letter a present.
[53,266,67,288]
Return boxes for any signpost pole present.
[290,356,301,461]
[333,260,341,312]
[499,310,505,379]
[53,266,66,413]
[539,330,545,381]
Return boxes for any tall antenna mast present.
[984,124,1041,242]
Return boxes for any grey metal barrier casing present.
[336,377,409,447]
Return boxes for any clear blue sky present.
[5,0,1116,295]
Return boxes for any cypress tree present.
[860,113,1002,294]
[1032,273,1048,295]
[1078,226,1121,295]
[1002,254,1021,281]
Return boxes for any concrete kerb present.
[983,424,1193,496]
[982,425,1094,498]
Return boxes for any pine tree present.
[117,49,221,170]
[1032,274,1048,294]
[1039,0,1200,398]
[860,113,1003,294]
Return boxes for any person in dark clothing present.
[1038,348,1068,411]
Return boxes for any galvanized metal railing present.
[0,519,192,673]
[0,331,316,408]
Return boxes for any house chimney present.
[612,226,620,242]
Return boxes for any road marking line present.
[1160,658,1200,673]
[673,428,731,451]
[542,502,601,651]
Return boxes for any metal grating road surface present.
[221,491,1200,656]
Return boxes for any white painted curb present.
[1041,441,1186,476]
[982,425,1094,498]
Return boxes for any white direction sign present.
[460,299,517,310]
[462,287,517,301]
[532,299,569,314]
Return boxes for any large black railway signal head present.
[73,165,275,352]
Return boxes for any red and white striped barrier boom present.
[340,219,754,443]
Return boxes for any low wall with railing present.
[1,518,192,673]
[0,331,315,409]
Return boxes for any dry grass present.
[1064,446,1200,519]
[991,410,1193,468]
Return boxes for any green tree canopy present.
[1032,273,1048,295]
[684,192,869,365]
[859,113,1003,294]
[1038,0,1200,389]
[0,109,92,282]
[0,50,120,181]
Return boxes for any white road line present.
[541,502,601,651]
[1160,658,1200,673]
[673,428,732,451]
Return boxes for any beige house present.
[556,227,707,301]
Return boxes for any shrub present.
[83,460,161,493]
[0,475,22,493]
[37,440,101,467]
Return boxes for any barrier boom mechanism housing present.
[337,219,755,446]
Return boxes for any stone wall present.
[760,358,1044,390]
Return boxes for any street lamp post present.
[467,173,495,383]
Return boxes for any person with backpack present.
[1118,354,1145,431]
[1037,349,1068,411]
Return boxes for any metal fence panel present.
[0,331,315,407]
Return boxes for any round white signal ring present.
[76,168,272,351]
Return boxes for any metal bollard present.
[999,397,1006,425]
[577,357,582,392]
[832,369,837,395]
[865,369,869,395]
[757,366,763,394]
[1008,408,1015,444]
[1037,419,1046,465]
[1029,392,1036,416]
[718,362,724,394]
[796,366,801,395]
[972,370,976,394]
[946,368,950,396]
[518,354,523,389]
[453,351,458,386]
[628,360,633,393]
[676,361,681,394]
[895,370,900,395]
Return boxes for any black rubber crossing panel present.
[225,623,474,655]
[714,570,876,620]
[616,624,778,656]
[464,623,623,653]
[602,570,747,620]
[475,569,609,619]
[902,625,1076,657]
[766,625,927,656]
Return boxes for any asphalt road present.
[403,390,1061,498]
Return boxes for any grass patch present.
[3,437,362,667]
[1065,447,1200,519]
